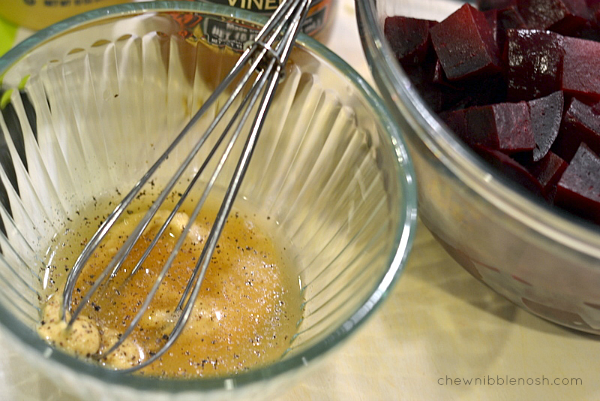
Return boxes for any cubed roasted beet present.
[496,6,528,49]
[517,0,591,35]
[524,151,568,199]
[485,9,499,44]
[498,6,528,29]
[384,16,437,66]
[430,4,502,81]
[477,0,517,11]
[403,63,445,112]
[422,61,507,111]
[562,36,600,100]
[527,91,564,161]
[440,108,468,138]
[555,143,600,223]
[552,97,600,161]
[591,0,600,16]
[506,29,564,101]
[474,146,545,196]
[462,102,535,153]
[444,74,508,111]
[572,20,600,41]
[432,59,448,85]
[589,0,600,9]
[403,61,436,84]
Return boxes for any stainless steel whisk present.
[60,0,311,373]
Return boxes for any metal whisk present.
[60,0,311,373]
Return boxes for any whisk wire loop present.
[62,14,284,323]
[60,0,312,372]
[99,65,271,363]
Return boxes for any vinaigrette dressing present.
[38,192,302,378]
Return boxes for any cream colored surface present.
[276,223,600,400]
[1,0,600,399]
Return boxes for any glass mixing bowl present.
[355,0,600,334]
[0,1,417,399]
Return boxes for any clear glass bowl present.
[0,1,417,400]
[355,0,600,334]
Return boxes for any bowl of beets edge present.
[355,0,600,333]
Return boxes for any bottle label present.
[20,0,109,6]
[173,0,333,42]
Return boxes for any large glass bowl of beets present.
[355,0,600,333]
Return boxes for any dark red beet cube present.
[555,143,600,223]
[474,146,545,197]
[384,16,437,66]
[524,151,568,199]
[432,59,448,86]
[517,0,591,35]
[485,9,499,44]
[462,102,535,153]
[552,97,600,161]
[562,36,600,100]
[477,0,517,11]
[495,7,528,50]
[527,91,564,161]
[592,1,600,17]
[497,6,527,30]
[440,108,468,138]
[506,29,564,101]
[426,62,507,112]
[589,0,600,8]
[403,64,445,112]
[444,74,508,111]
[430,4,502,81]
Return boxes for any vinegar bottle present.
[0,0,133,30]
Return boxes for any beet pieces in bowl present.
[384,0,600,224]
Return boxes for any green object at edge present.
[0,16,17,56]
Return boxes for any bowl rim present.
[354,0,600,259]
[0,0,418,393]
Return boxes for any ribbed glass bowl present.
[355,0,600,334]
[0,1,417,400]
